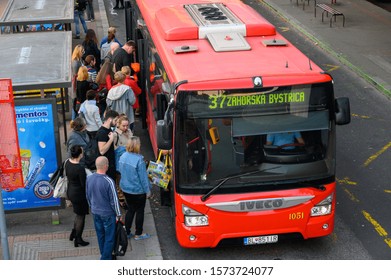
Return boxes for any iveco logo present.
[240,199,283,211]
[206,196,314,212]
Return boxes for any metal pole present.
[61,88,68,142]
[0,172,11,260]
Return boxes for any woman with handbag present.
[117,136,152,240]
[66,145,90,247]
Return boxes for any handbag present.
[113,220,128,257]
[147,150,172,189]
[52,159,69,198]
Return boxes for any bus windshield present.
[175,83,336,193]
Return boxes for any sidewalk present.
[0,0,162,260]
[262,0,391,96]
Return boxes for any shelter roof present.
[0,0,73,26]
[0,31,72,90]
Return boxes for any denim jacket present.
[118,152,151,195]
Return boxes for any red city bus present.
[125,0,350,248]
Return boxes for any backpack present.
[83,136,100,170]
[113,220,128,257]
[101,41,112,61]
[75,0,87,11]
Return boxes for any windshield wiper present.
[200,167,280,202]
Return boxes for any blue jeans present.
[74,10,88,36]
[86,0,95,20]
[93,214,116,260]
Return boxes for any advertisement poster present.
[2,98,62,212]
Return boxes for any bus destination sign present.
[208,91,306,110]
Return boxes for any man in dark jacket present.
[112,40,136,72]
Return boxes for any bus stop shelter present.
[0,31,72,140]
[0,0,74,31]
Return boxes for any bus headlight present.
[182,205,209,227]
[311,194,333,216]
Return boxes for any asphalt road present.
[151,1,390,260]
[105,0,391,259]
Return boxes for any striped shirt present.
[86,173,121,217]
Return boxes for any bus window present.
[146,47,170,120]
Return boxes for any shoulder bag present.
[53,159,69,199]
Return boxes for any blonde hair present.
[77,66,89,81]
[71,44,84,61]
[108,26,117,34]
[126,136,141,154]
[116,115,129,127]
[114,71,126,83]
[121,66,131,76]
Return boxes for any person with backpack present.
[74,0,88,39]
[66,117,90,168]
[96,110,119,181]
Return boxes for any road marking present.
[362,210,391,249]
[351,113,370,119]
[278,27,290,32]
[363,142,391,167]
[337,177,357,186]
[323,64,340,72]
[385,190,391,194]
[342,187,359,202]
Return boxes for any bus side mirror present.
[157,119,173,150]
[335,97,351,125]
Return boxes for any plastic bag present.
[147,150,172,189]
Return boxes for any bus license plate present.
[244,235,278,245]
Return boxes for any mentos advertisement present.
[2,98,62,212]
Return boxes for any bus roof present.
[136,0,330,90]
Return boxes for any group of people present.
[71,25,140,125]
[66,23,150,260]
[65,110,152,260]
